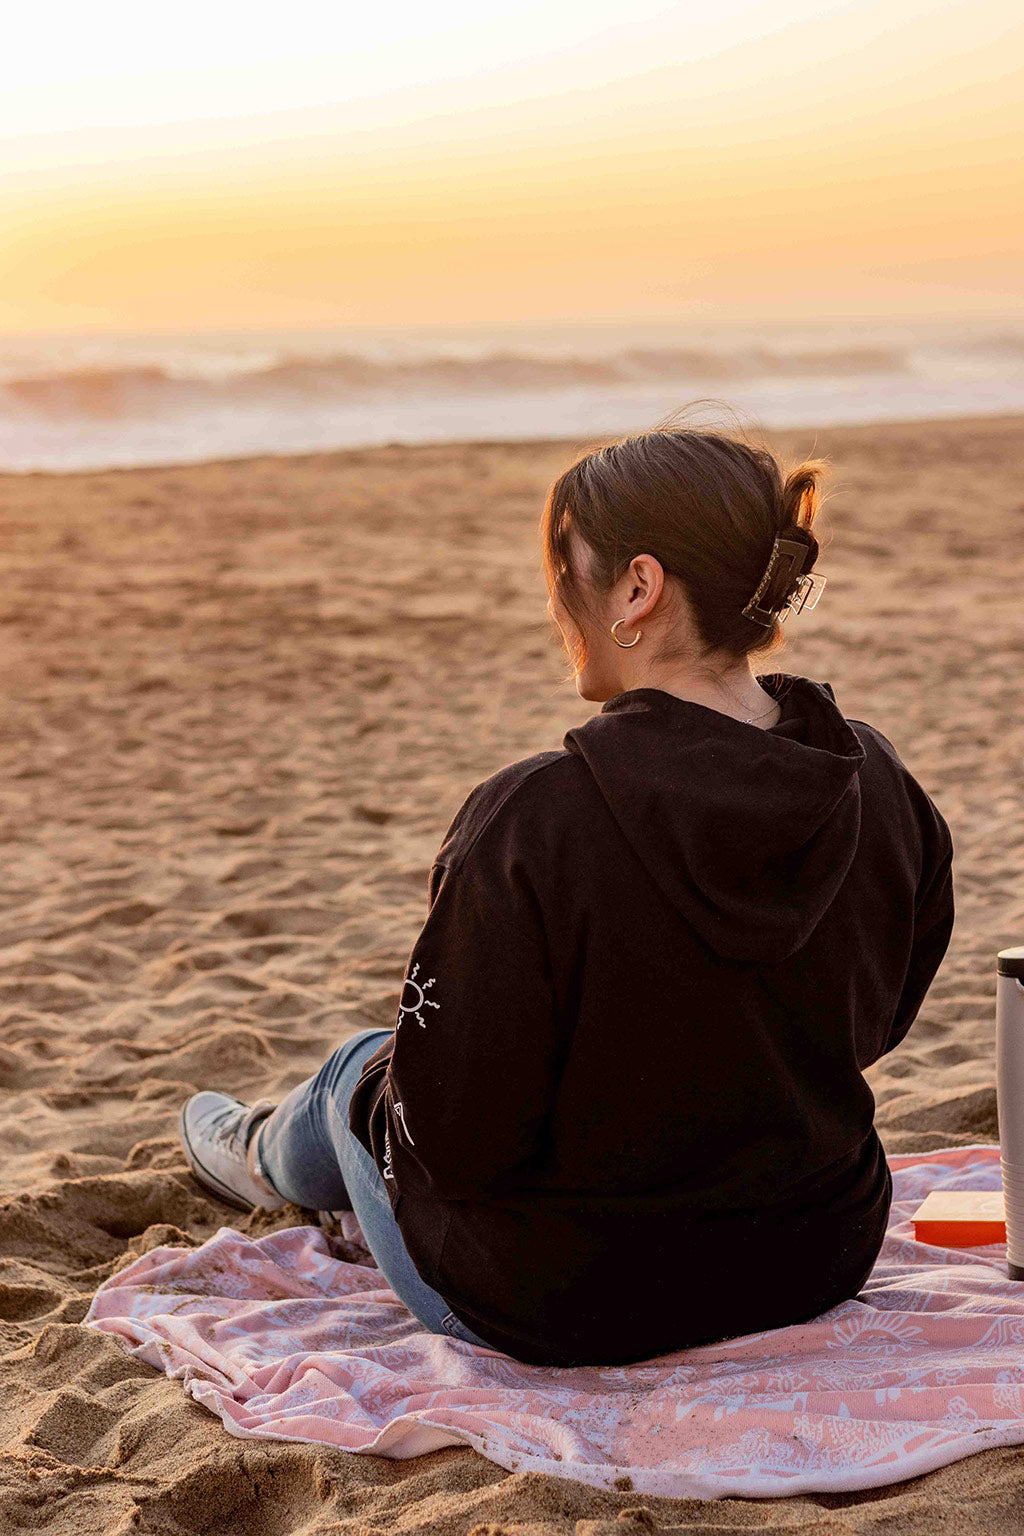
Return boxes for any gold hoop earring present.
[611,618,642,648]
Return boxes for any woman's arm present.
[882,808,955,1059]
[350,807,567,1202]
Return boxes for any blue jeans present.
[254,1028,492,1347]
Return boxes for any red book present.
[912,1190,1006,1246]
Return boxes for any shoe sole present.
[178,1104,255,1213]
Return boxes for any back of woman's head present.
[542,426,826,671]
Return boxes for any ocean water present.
[0,317,1021,472]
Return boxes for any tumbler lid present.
[998,946,1024,979]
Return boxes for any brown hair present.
[541,425,825,672]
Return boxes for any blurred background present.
[0,0,1021,470]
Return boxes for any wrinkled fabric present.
[348,675,954,1364]
[87,1146,1024,1499]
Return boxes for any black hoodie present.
[349,674,954,1366]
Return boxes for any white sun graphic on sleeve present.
[397,962,440,1029]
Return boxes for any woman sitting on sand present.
[179,427,954,1368]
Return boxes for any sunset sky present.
[2,0,1021,334]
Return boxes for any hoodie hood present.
[563,675,867,962]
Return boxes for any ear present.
[624,554,665,621]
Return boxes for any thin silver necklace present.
[717,677,779,725]
[653,679,779,724]
[743,697,779,725]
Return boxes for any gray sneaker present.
[179,1092,287,1212]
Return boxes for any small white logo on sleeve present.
[392,1100,416,1145]
[397,962,440,1029]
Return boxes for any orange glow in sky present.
[1,0,1021,332]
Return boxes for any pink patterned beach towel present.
[86,1146,1024,1499]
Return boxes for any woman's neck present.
[628,662,779,726]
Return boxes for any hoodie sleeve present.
[348,787,565,1202]
[880,794,955,1059]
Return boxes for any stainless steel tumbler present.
[996,945,1024,1280]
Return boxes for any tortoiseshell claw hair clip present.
[742,536,826,626]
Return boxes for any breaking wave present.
[1,345,908,420]
[2,322,1021,471]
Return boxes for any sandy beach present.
[1,413,1023,1534]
